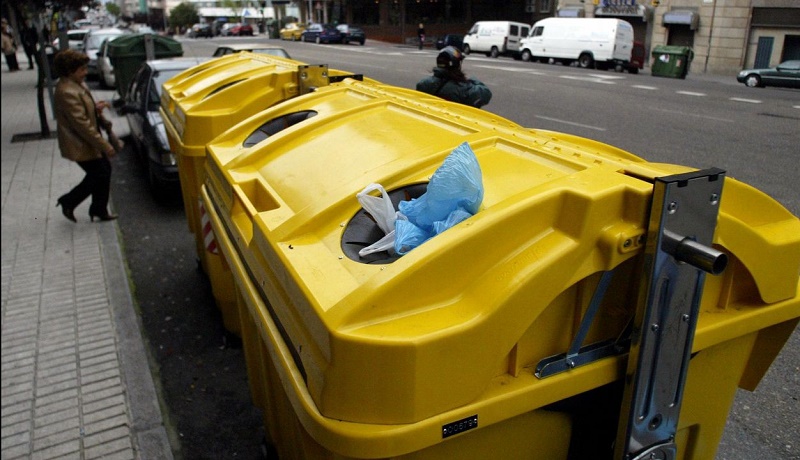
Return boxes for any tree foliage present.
[105,2,120,18]
[169,2,198,30]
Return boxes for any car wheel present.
[291,35,295,41]
[578,53,594,69]
[745,74,762,88]
[316,36,321,44]
[490,47,500,58]
[521,49,532,62]
[360,39,365,46]
[463,44,471,55]
[343,38,349,44]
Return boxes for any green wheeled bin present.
[108,33,183,97]
[651,45,694,79]
[200,77,800,459]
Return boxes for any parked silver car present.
[115,57,211,194]
[52,29,88,51]
[82,27,131,77]
[96,36,124,89]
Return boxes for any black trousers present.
[24,47,35,69]
[4,52,19,71]
[59,155,112,216]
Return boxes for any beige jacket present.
[55,77,113,162]
[1,32,15,54]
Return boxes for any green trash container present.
[108,34,183,97]
[651,45,694,79]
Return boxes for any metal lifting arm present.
[614,168,728,460]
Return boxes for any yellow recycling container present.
[201,78,800,459]
[160,51,370,335]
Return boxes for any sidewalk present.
[1,51,172,459]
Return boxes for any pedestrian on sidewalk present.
[21,20,38,70]
[54,48,122,223]
[1,18,20,72]
[416,46,492,109]
[417,23,425,50]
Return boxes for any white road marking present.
[632,85,658,90]
[473,64,548,75]
[559,75,617,84]
[650,107,734,123]
[729,97,762,104]
[534,115,607,131]
[587,73,626,80]
[676,91,706,96]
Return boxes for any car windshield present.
[252,48,290,58]
[152,69,184,99]
[87,32,122,50]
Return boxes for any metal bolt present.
[682,314,690,322]
[566,359,575,368]
[710,193,719,205]
[624,238,632,248]
[667,201,678,214]
[651,323,659,332]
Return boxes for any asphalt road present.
[100,35,799,459]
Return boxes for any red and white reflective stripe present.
[199,199,218,255]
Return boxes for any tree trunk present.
[34,47,51,136]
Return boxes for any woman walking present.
[1,18,20,71]
[54,49,122,222]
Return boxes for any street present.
[102,36,799,459]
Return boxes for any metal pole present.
[703,0,716,73]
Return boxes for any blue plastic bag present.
[395,142,483,254]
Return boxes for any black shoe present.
[56,198,77,222]
[89,211,118,222]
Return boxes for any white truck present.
[519,18,634,69]
[462,21,531,59]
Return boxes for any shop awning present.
[663,10,699,30]
[557,7,585,18]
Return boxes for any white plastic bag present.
[356,183,398,257]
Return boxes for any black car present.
[736,60,800,88]
[116,57,211,194]
[301,24,342,44]
[189,23,213,38]
[336,24,366,45]
[435,34,464,51]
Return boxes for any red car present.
[225,23,254,36]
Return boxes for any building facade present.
[123,0,799,74]
[555,0,799,74]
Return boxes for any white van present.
[519,18,634,69]
[463,21,531,59]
